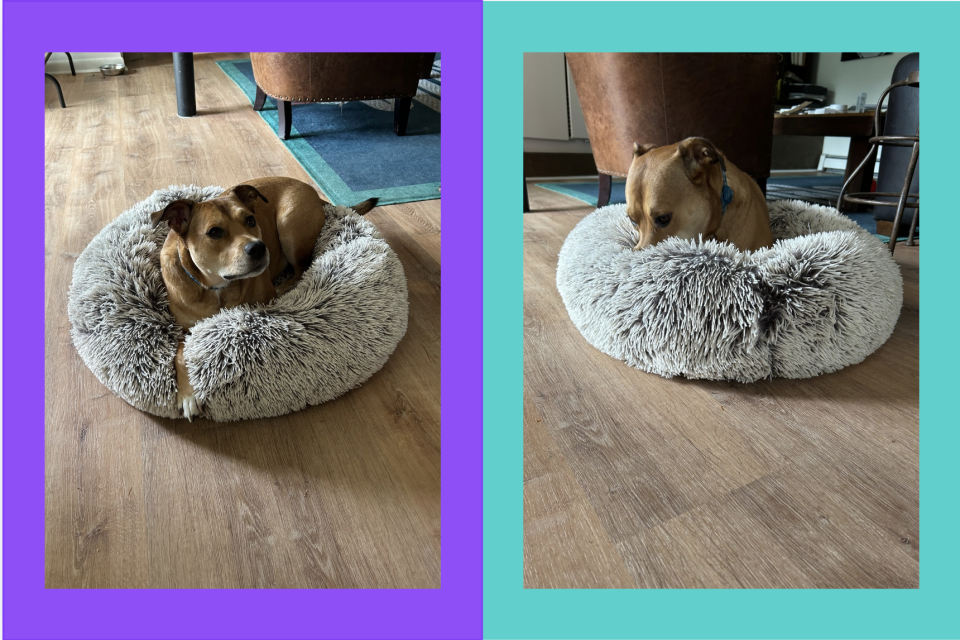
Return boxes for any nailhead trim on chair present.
[598,169,629,177]
[254,81,415,103]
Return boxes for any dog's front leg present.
[175,340,201,421]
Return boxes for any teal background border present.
[483,2,957,638]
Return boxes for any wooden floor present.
[45,54,440,589]
[524,183,919,589]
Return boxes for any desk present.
[773,112,884,211]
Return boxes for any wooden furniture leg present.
[394,96,412,136]
[598,173,612,207]
[253,86,267,111]
[524,177,530,213]
[278,100,292,139]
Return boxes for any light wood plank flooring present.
[45,53,440,589]
[524,182,919,589]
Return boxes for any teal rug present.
[218,58,440,206]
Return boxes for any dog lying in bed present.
[151,176,377,420]
[625,137,773,252]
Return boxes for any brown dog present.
[151,177,377,420]
[626,137,773,251]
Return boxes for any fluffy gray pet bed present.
[556,200,902,382]
[68,185,408,421]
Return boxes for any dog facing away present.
[625,137,773,252]
[151,176,377,420]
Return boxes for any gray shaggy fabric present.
[556,200,903,382]
[68,185,408,421]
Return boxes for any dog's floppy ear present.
[152,199,195,235]
[233,185,269,208]
[633,142,658,158]
[677,137,725,184]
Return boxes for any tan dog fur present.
[151,177,376,420]
[626,137,773,252]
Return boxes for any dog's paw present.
[179,393,202,422]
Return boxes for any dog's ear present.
[633,142,658,158]
[677,137,725,184]
[152,199,195,235]
[233,185,269,209]
[350,197,379,216]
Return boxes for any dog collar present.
[720,166,734,216]
[178,246,228,291]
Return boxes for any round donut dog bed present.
[556,200,903,382]
[68,185,408,421]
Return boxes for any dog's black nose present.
[244,241,266,260]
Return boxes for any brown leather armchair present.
[250,52,435,140]
[565,53,779,206]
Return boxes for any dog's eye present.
[246,216,256,227]
[654,213,672,228]
[207,227,224,239]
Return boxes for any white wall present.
[812,52,912,160]
[523,52,593,154]
[523,53,570,141]
[46,52,125,75]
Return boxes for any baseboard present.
[46,53,125,75]
[524,152,597,178]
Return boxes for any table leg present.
[843,135,877,212]
[172,53,196,118]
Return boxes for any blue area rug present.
[218,58,440,206]
[534,175,916,242]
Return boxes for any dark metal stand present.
[172,53,196,117]
[46,73,66,108]
[44,52,75,109]
[837,70,919,253]
[394,96,412,136]
[523,177,530,213]
[598,173,612,207]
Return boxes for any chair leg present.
[598,174,612,207]
[906,207,919,246]
[523,178,530,213]
[65,52,76,76]
[253,85,267,111]
[887,141,919,253]
[394,96,412,136]
[278,100,292,140]
[46,73,66,108]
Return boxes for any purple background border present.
[3,2,481,639]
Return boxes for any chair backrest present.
[875,53,919,223]
[566,53,779,184]
[250,53,433,103]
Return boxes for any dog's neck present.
[177,241,229,292]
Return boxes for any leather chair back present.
[566,53,779,184]
[251,53,433,103]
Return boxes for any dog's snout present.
[244,241,266,260]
